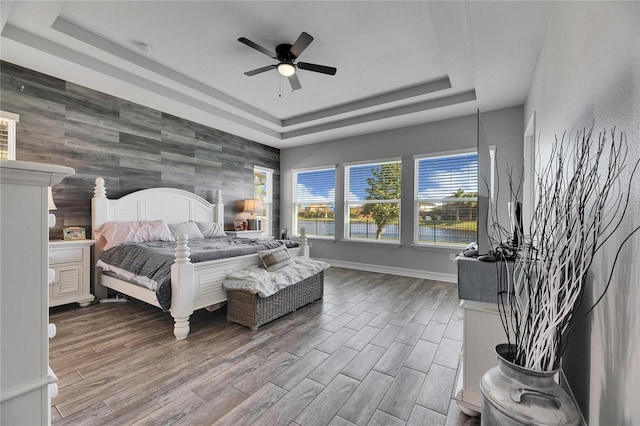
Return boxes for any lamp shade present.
[243,199,262,214]
[48,187,57,211]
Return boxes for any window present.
[414,150,479,246]
[345,159,401,242]
[0,111,19,160]
[254,166,273,236]
[293,167,335,237]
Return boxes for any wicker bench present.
[226,271,324,330]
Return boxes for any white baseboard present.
[315,258,457,283]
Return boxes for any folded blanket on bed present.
[223,257,330,298]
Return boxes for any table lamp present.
[243,199,262,230]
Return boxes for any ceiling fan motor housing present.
[276,43,295,61]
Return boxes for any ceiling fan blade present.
[244,65,277,76]
[297,62,337,76]
[289,32,314,59]
[238,37,277,59]
[288,74,302,90]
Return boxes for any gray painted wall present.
[525,2,639,423]
[0,61,280,239]
[280,106,523,278]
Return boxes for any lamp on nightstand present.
[243,199,262,230]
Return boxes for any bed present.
[91,177,309,340]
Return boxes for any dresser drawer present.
[49,247,83,264]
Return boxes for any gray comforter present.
[98,237,299,310]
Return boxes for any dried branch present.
[493,127,638,371]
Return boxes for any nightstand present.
[226,230,265,239]
[49,239,95,307]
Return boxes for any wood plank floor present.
[49,267,481,426]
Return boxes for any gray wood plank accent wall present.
[0,61,280,239]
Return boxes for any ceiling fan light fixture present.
[277,62,296,77]
[239,32,335,91]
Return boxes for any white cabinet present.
[49,240,95,307]
[454,257,512,416]
[454,300,511,415]
[0,160,74,426]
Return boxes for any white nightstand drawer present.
[49,247,83,264]
[48,239,95,307]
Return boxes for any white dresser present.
[49,240,95,307]
[0,160,74,425]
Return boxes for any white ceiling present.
[0,1,552,149]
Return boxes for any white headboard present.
[91,177,224,250]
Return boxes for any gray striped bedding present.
[98,237,299,310]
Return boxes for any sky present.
[416,153,478,200]
[295,153,478,204]
[296,168,336,204]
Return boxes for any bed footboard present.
[169,230,310,339]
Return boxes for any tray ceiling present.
[0,1,552,148]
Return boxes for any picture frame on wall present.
[63,227,86,240]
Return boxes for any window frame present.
[0,110,19,161]
[413,147,495,248]
[292,165,336,239]
[253,165,273,237]
[344,157,402,244]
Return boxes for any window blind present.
[295,168,335,205]
[293,167,335,237]
[345,160,401,241]
[0,120,9,160]
[0,113,18,161]
[416,153,478,201]
[253,166,273,235]
[347,161,401,202]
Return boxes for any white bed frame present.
[91,178,309,340]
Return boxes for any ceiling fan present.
[238,32,337,91]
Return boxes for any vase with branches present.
[479,126,639,424]
[495,126,638,371]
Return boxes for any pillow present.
[195,221,227,238]
[95,220,175,251]
[258,244,295,272]
[168,222,205,241]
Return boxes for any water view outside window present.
[346,160,401,242]
[293,167,335,237]
[415,152,478,246]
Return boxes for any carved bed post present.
[299,227,310,258]
[171,234,194,340]
[91,177,107,238]
[92,178,109,299]
[214,189,224,225]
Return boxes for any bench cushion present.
[223,257,330,297]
